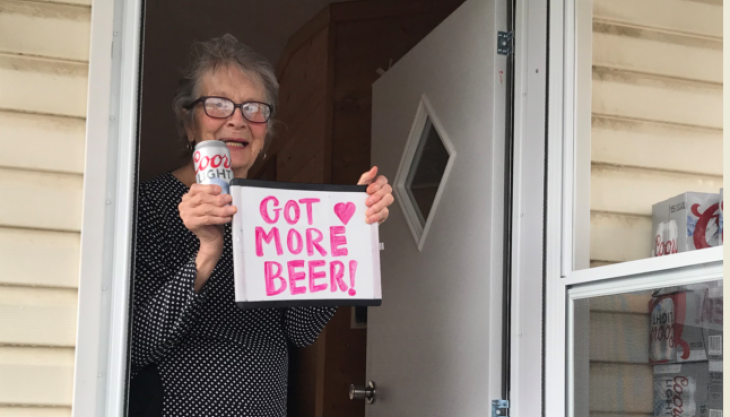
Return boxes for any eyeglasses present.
[185,96,274,123]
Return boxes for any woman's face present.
[187,65,269,177]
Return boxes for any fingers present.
[366,183,392,206]
[184,184,231,207]
[180,202,236,226]
[180,184,237,230]
[357,166,379,185]
[360,172,394,225]
[365,192,394,218]
[366,175,389,195]
[190,183,224,196]
[195,203,237,218]
[197,215,234,226]
[366,207,389,225]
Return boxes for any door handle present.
[349,381,376,404]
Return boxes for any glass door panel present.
[576,0,724,270]
[572,279,723,416]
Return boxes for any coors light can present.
[194,140,234,194]
[650,295,676,363]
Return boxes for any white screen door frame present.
[509,0,549,415]
[70,0,554,416]
[543,0,725,416]
[72,0,143,414]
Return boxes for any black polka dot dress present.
[131,173,336,416]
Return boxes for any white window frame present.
[393,94,457,252]
[72,0,142,415]
[543,0,724,415]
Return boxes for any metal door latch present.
[492,399,510,416]
[497,31,513,55]
[350,381,376,404]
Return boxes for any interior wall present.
[138,0,352,183]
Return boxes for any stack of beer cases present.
[650,282,723,417]
[651,191,723,257]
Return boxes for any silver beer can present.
[650,295,676,363]
[194,140,234,194]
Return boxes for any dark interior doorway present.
[134,0,464,415]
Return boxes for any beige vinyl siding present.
[0,0,89,413]
[588,291,654,417]
[589,0,723,264]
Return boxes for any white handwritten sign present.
[230,179,382,308]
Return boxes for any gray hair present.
[172,34,279,153]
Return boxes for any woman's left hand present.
[358,166,394,225]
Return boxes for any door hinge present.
[492,399,510,417]
[497,31,513,55]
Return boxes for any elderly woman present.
[130,34,394,416]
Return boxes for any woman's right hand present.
[178,184,237,291]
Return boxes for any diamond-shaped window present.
[394,95,455,251]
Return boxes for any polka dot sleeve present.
[283,306,338,347]
[130,185,207,370]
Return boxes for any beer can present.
[650,295,676,363]
[654,221,666,257]
[653,361,723,417]
[665,220,678,255]
[194,140,234,194]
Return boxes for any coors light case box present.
[652,192,721,257]
[720,188,724,245]
[650,283,723,364]
[653,361,723,417]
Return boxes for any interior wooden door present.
[365,0,508,415]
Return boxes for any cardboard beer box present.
[649,282,722,364]
[719,188,724,245]
[653,361,723,417]
[652,192,721,257]
[230,179,382,308]
[701,285,723,361]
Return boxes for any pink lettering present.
[255,227,283,257]
[287,229,303,255]
[330,261,347,292]
[306,228,328,256]
[348,260,358,296]
[308,260,327,293]
[260,196,281,224]
[298,198,321,225]
[288,260,306,295]
[284,200,301,225]
[264,261,286,296]
[330,226,348,257]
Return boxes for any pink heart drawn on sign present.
[334,202,356,225]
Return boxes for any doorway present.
[133,1,466,415]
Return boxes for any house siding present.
[589,0,723,265]
[0,0,90,415]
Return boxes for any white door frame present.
[509,0,548,415]
[72,0,142,414]
[543,0,725,415]
[69,0,561,415]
